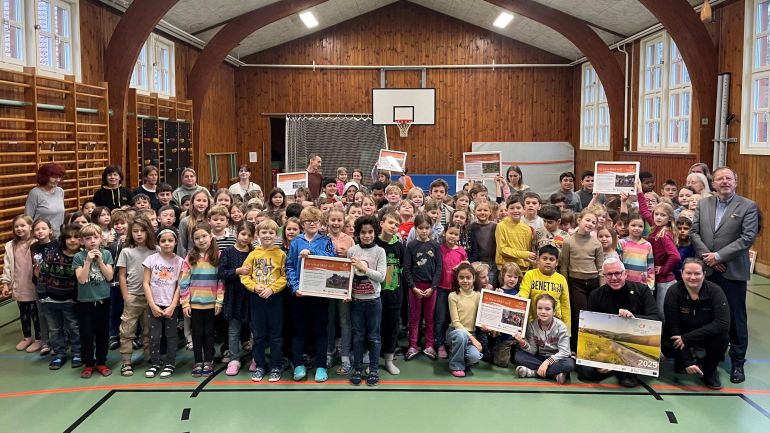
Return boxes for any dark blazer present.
[690,194,759,281]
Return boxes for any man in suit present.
[690,166,759,384]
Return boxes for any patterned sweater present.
[618,237,655,290]
[180,257,224,310]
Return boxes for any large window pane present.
[755,35,770,68]
[756,0,770,34]
[752,112,768,143]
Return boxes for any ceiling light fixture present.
[493,12,514,29]
[299,11,319,28]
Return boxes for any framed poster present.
[593,161,640,195]
[576,311,662,377]
[377,149,407,173]
[276,171,309,196]
[475,289,530,336]
[298,255,353,300]
[463,151,502,180]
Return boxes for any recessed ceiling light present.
[299,11,319,28]
[493,12,514,29]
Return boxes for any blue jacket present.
[286,232,336,293]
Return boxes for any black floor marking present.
[181,408,190,421]
[666,411,678,424]
[639,379,664,401]
[748,289,770,302]
[0,317,19,329]
[190,365,226,398]
[63,390,115,433]
[739,394,770,420]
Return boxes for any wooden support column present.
[484,0,625,153]
[638,0,718,165]
[104,0,179,176]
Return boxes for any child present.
[142,228,183,378]
[267,188,287,215]
[133,193,151,210]
[108,210,130,350]
[674,187,694,219]
[384,184,402,208]
[468,200,498,287]
[513,293,575,384]
[218,221,255,376]
[208,205,235,252]
[398,199,416,242]
[158,205,177,230]
[325,208,354,372]
[137,208,158,231]
[319,177,339,203]
[347,203,363,219]
[343,216,355,238]
[446,263,483,377]
[241,219,287,382]
[560,210,604,345]
[245,208,260,225]
[82,201,97,220]
[534,205,570,253]
[560,209,575,235]
[404,213,443,360]
[406,198,444,243]
[660,179,678,205]
[435,224,468,359]
[495,195,535,273]
[673,216,696,281]
[518,245,571,337]
[613,213,629,238]
[214,189,234,208]
[73,223,115,378]
[406,187,424,209]
[492,262,522,368]
[618,213,655,291]
[597,227,619,280]
[282,217,301,251]
[450,209,471,251]
[347,216,387,386]
[285,206,336,382]
[180,223,224,377]
[522,192,544,231]
[637,183,680,318]
[39,224,82,370]
[336,167,348,196]
[116,218,157,376]
[1,215,42,352]
[376,211,411,375]
[31,218,57,355]
[361,196,377,217]
[472,262,494,291]
[91,206,114,245]
[453,190,471,215]
[468,184,489,212]
[178,190,211,258]
[429,179,454,225]
[229,203,246,226]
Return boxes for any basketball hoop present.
[395,119,413,138]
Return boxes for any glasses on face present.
[239,169,249,173]
[303,220,319,225]
[604,271,624,279]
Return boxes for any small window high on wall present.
[638,32,691,153]
[0,0,80,78]
[741,0,770,155]
[580,63,610,151]
[130,34,175,97]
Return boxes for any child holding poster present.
[513,293,574,384]
[446,263,483,377]
[492,262,523,368]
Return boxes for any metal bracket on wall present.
[380,68,428,88]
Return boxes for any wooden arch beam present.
[188,0,329,159]
[485,0,625,152]
[105,0,180,174]
[638,0,717,164]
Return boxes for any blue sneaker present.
[71,356,83,368]
[293,365,307,381]
[315,367,328,383]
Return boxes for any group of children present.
[0,164,701,385]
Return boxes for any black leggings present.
[18,301,41,340]
[381,307,401,354]
[191,309,216,363]
[78,299,111,367]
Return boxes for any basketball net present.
[395,120,412,138]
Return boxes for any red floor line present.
[208,379,624,389]
[0,381,197,399]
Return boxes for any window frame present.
[1,0,26,65]
[131,33,175,98]
[34,0,76,76]
[740,0,770,155]
[636,31,692,153]
[579,63,610,151]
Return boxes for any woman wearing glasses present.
[229,165,262,201]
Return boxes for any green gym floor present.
[2,277,770,433]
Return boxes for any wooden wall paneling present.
[198,63,237,190]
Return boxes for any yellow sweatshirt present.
[518,268,571,332]
[495,217,533,271]
[240,246,287,294]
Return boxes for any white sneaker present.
[516,366,535,378]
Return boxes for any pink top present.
[438,244,468,290]
[13,242,36,302]
[637,192,681,283]
[329,232,355,258]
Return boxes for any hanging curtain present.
[285,115,388,185]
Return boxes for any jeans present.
[292,295,329,368]
[514,350,576,377]
[148,307,179,366]
[446,328,482,372]
[78,299,111,367]
[326,299,352,359]
[249,291,283,370]
[434,289,451,348]
[408,282,437,349]
[43,300,81,358]
[351,298,382,374]
[119,294,150,363]
[228,319,243,359]
[655,280,677,321]
[708,272,748,367]
[190,309,216,363]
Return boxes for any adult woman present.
[688,163,712,184]
[686,172,712,197]
[93,165,132,210]
[662,258,730,389]
[172,167,211,207]
[228,165,261,201]
[351,168,369,193]
[25,163,66,236]
[495,165,530,201]
[132,165,160,210]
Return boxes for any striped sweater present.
[618,237,655,290]
[179,257,224,310]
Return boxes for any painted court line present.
[666,411,678,424]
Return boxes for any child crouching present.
[446,263,483,377]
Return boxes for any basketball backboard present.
[372,88,436,125]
